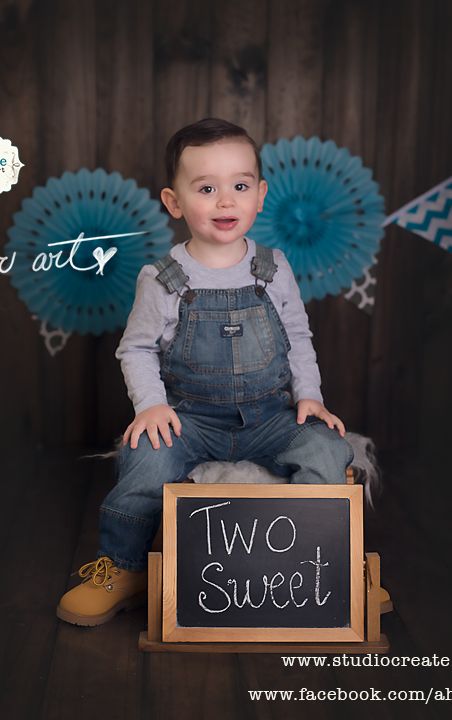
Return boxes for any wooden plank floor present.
[0,447,450,720]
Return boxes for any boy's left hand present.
[296,399,346,437]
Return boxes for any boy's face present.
[161,139,267,248]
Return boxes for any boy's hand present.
[122,404,182,450]
[296,399,346,437]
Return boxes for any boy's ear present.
[160,187,183,219]
[257,179,268,213]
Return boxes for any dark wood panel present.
[153,0,212,207]
[369,0,423,452]
[0,448,90,720]
[0,3,451,717]
[0,0,45,452]
[211,0,267,145]
[267,0,327,140]
[0,0,450,457]
[0,447,450,718]
[368,0,452,453]
[41,455,145,720]
[94,0,155,446]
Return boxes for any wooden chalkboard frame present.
[162,484,364,643]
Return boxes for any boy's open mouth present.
[213,217,239,229]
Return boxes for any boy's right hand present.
[122,404,182,450]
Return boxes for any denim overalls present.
[97,244,354,571]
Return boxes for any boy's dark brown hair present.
[164,117,263,188]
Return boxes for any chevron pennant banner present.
[383,177,452,252]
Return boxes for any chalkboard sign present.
[162,485,364,642]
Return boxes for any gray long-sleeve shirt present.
[116,236,323,414]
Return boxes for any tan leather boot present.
[56,556,147,626]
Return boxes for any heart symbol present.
[93,246,118,275]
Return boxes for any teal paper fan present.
[249,136,385,302]
[5,168,173,334]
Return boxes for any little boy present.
[57,117,354,626]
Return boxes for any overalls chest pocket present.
[182,305,277,375]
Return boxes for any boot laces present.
[74,556,120,586]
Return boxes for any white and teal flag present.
[383,177,452,252]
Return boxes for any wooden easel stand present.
[138,552,389,653]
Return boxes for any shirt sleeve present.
[275,251,324,404]
[115,265,169,414]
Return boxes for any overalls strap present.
[153,242,278,296]
[154,253,190,295]
[251,243,278,283]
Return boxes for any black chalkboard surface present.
[177,497,349,628]
[162,485,364,643]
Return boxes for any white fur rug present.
[188,431,381,508]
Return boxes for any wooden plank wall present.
[0,0,450,458]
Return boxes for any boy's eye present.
[199,183,249,194]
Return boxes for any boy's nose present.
[217,196,235,208]
[217,198,234,208]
